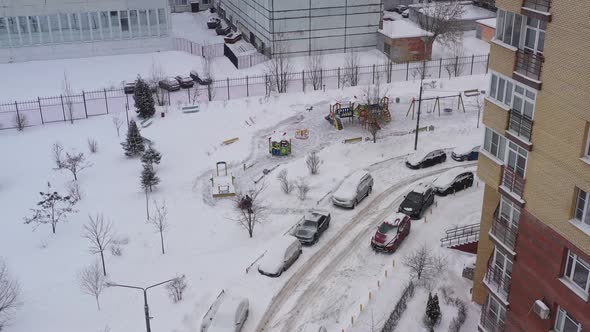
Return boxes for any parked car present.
[190,70,213,85]
[258,236,302,277]
[158,77,180,91]
[432,168,474,196]
[371,212,411,253]
[224,31,242,44]
[124,81,136,94]
[405,149,447,169]
[216,24,231,36]
[393,5,408,13]
[174,75,195,88]
[332,170,374,209]
[207,17,221,29]
[401,9,410,18]
[399,183,435,219]
[451,144,480,161]
[294,210,331,245]
[200,291,249,332]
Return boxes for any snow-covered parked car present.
[371,212,411,253]
[191,70,213,85]
[405,149,446,169]
[201,290,249,332]
[398,183,435,219]
[451,144,480,161]
[224,32,242,44]
[258,236,302,277]
[294,210,331,245]
[332,170,374,208]
[123,81,136,94]
[432,168,474,196]
[207,17,221,29]
[174,75,194,88]
[158,77,180,91]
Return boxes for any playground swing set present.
[406,93,467,119]
[325,96,392,131]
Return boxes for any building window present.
[506,142,528,177]
[484,128,507,162]
[149,9,158,37]
[575,188,590,226]
[384,43,390,56]
[485,295,507,328]
[564,251,590,295]
[524,17,546,55]
[555,306,582,332]
[489,72,514,107]
[500,195,521,226]
[70,13,80,42]
[495,9,523,48]
[158,8,167,35]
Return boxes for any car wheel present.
[352,200,358,209]
[368,186,373,196]
[441,155,447,162]
[313,235,318,245]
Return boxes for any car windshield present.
[302,219,317,227]
[406,192,423,203]
[378,223,398,233]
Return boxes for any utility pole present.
[414,58,426,151]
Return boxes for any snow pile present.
[477,18,497,29]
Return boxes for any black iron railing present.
[501,166,525,198]
[484,259,512,299]
[523,0,551,13]
[480,297,507,332]
[490,215,518,252]
[515,50,544,81]
[508,110,533,142]
[440,223,480,247]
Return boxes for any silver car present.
[201,291,249,332]
[332,170,374,208]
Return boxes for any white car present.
[201,291,249,332]
[332,170,374,208]
[258,236,302,277]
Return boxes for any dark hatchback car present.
[432,169,474,196]
[293,210,331,245]
[371,213,411,253]
[399,183,435,219]
[174,76,195,88]
[158,77,181,92]
[405,149,447,169]
[393,5,408,13]
[451,145,480,161]
[190,70,213,85]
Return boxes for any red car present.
[371,213,411,253]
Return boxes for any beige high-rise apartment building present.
[472,0,590,331]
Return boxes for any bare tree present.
[296,179,310,201]
[266,38,292,94]
[62,72,76,124]
[341,51,360,87]
[166,275,187,303]
[78,261,106,310]
[87,138,98,153]
[24,182,77,234]
[112,116,124,137]
[415,0,465,49]
[109,235,129,257]
[306,53,324,91]
[147,200,169,254]
[13,113,27,131]
[66,180,83,203]
[306,151,321,175]
[149,62,167,106]
[56,151,92,181]
[277,169,293,194]
[203,51,216,102]
[232,182,267,238]
[83,214,114,276]
[403,244,447,286]
[0,260,21,331]
[52,142,64,169]
[362,73,390,143]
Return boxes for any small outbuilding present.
[475,18,496,43]
[377,20,433,63]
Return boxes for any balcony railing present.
[523,0,551,13]
[490,214,519,252]
[515,50,543,81]
[484,259,512,300]
[480,298,507,332]
[508,110,533,142]
[501,166,525,198]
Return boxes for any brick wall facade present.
[477,23,496,43]
[476,153,503,190]
[482,99,509,134]
[489,43,516,78]
[507,209,590,331]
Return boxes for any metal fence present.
[0,53,489,131]
[172,38,225,58]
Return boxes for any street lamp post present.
[106,277,179,332]
[414,56,427,151]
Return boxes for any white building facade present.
[0,0,171,62]
[215,0,382,56]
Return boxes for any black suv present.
[399,183,435,219]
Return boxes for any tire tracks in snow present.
[256,161,477,332]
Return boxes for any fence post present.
[37,97,44,124]
[486,53,490,73]
[60,95,67,121]
[406,61,409,81]
[227,78,230,100]
[470,54,475,75]
[14,101,20,126]
[302,70,305,92]
[372,64,376,84]
[104,89,109,114]
[337,67,341,88]
[82,91,88,118]
[388,61,392,83]
[187,87,191,104]
[190,42,193,54]
[168,90,171,106]
[454,56,459,77]
[265,74,268,96]
[246,76,249,97]
[439,59,442,78]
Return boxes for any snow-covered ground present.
[0,66,488,332]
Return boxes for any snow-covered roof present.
[412,182,432,194]
[432,168,468,189]
[477,18,496,29]
[333,170,370,200]
[269,131,290,142]
[453,144,479,156]
[304,210,329,222]
[406,150,430,165]
[413,3,495,21]
[384,212,408,226]
[258,236,299,274]
[379,20,433,40]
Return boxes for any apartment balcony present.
[513,50,543,90]
[490,213,518,254]
[499,166,525,206]
[522,0,552,21]
[505,110,534,149]
[478,299,507,332]
[483,259,512,302]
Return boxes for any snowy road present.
[256,160,477,332]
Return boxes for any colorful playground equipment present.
[295,129,309,140]
[325,96,391,130]
[211,161,236,198]
[269,132,292,156]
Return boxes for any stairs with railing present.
[440,223,480,253]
